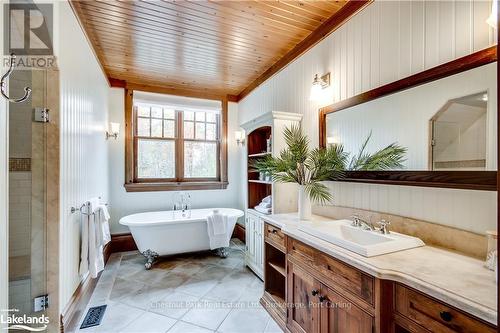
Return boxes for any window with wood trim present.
[125,89,228,192]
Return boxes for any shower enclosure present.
[7,66,53,320]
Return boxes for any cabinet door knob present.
[439,311,453,322]
[311,289,319,296]
[318,295,327,303]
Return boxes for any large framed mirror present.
[319,47,497,191]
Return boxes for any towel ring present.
[1,53,32,103]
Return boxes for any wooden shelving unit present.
[241,111,302,281]
[247,126,272,209]
[262,241,287,326]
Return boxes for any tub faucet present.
[173,192,190,212]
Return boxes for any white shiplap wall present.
[238,0,497,234]
[57,2,110,310]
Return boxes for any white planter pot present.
[298,185,312,220]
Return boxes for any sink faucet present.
[350,215,375,231]
[375,219,391,234]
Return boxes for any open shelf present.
[248,180,273,185]
[268,260,286,277]
[247,126,273,209]
[264,241,286,319]
[248,152,272,158]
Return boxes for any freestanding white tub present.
[119,208,244,269]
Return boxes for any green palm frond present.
[305,182,332,205]
[252,126,407,204]
[351,143,407,171]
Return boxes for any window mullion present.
[176,111,184,182]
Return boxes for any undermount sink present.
[297,220,424,257]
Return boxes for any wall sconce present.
[106,122,120,140]
[310,72,331,102]
[487,0,498,28]
[235,131,245,146]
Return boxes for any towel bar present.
[70,197,108,215]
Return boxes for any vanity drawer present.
[395,284,496,333]
[265,223,285,250]
[288,238,374,306]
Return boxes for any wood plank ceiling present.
[71,0,352,99]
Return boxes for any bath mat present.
[80,305,107,329]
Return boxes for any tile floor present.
[72,239,283,333]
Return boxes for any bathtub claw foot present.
[142,249,159,270]
[216,247,229,258]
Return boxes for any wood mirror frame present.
[319,46,497,191]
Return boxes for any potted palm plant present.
[253,125,406,220]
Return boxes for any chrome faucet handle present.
[350,214,361,227]
[376,219,391,234]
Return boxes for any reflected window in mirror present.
[430,92,488,171]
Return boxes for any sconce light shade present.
[487,0,498,28]
[309,73,331,102]
[310,80,322,102]
[235,130,245,145]
[106,122,120,140]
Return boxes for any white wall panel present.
[238,0,497,234]
[57,1,110,311]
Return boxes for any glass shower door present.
[8,67,48,318]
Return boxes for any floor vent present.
[80,305,107,329]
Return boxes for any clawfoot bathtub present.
[119,208,244,269]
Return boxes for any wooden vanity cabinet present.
[287,261,321,333]
[320,285,374,333]
[286,238,376,333]
[261,228,497,333]
[394,284,496,333]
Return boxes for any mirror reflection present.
[325,63,497,171]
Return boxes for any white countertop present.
[260,213,498,325]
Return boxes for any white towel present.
[258,202,272,209]
[79,197,110,279]
[207,211,229,249]
[97,204,111,245]
[254,205,272,214]
[262,195,272,204]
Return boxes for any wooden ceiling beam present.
[237,0,372,101]
[109,78,237,102]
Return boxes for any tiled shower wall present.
[8,172,31,258]
[8,71,33,260]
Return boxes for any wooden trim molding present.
[124,89,229,192]
[111,79,238,102]
[237,0,372,101]
[319,46,498,191]
[342,171,497,191]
